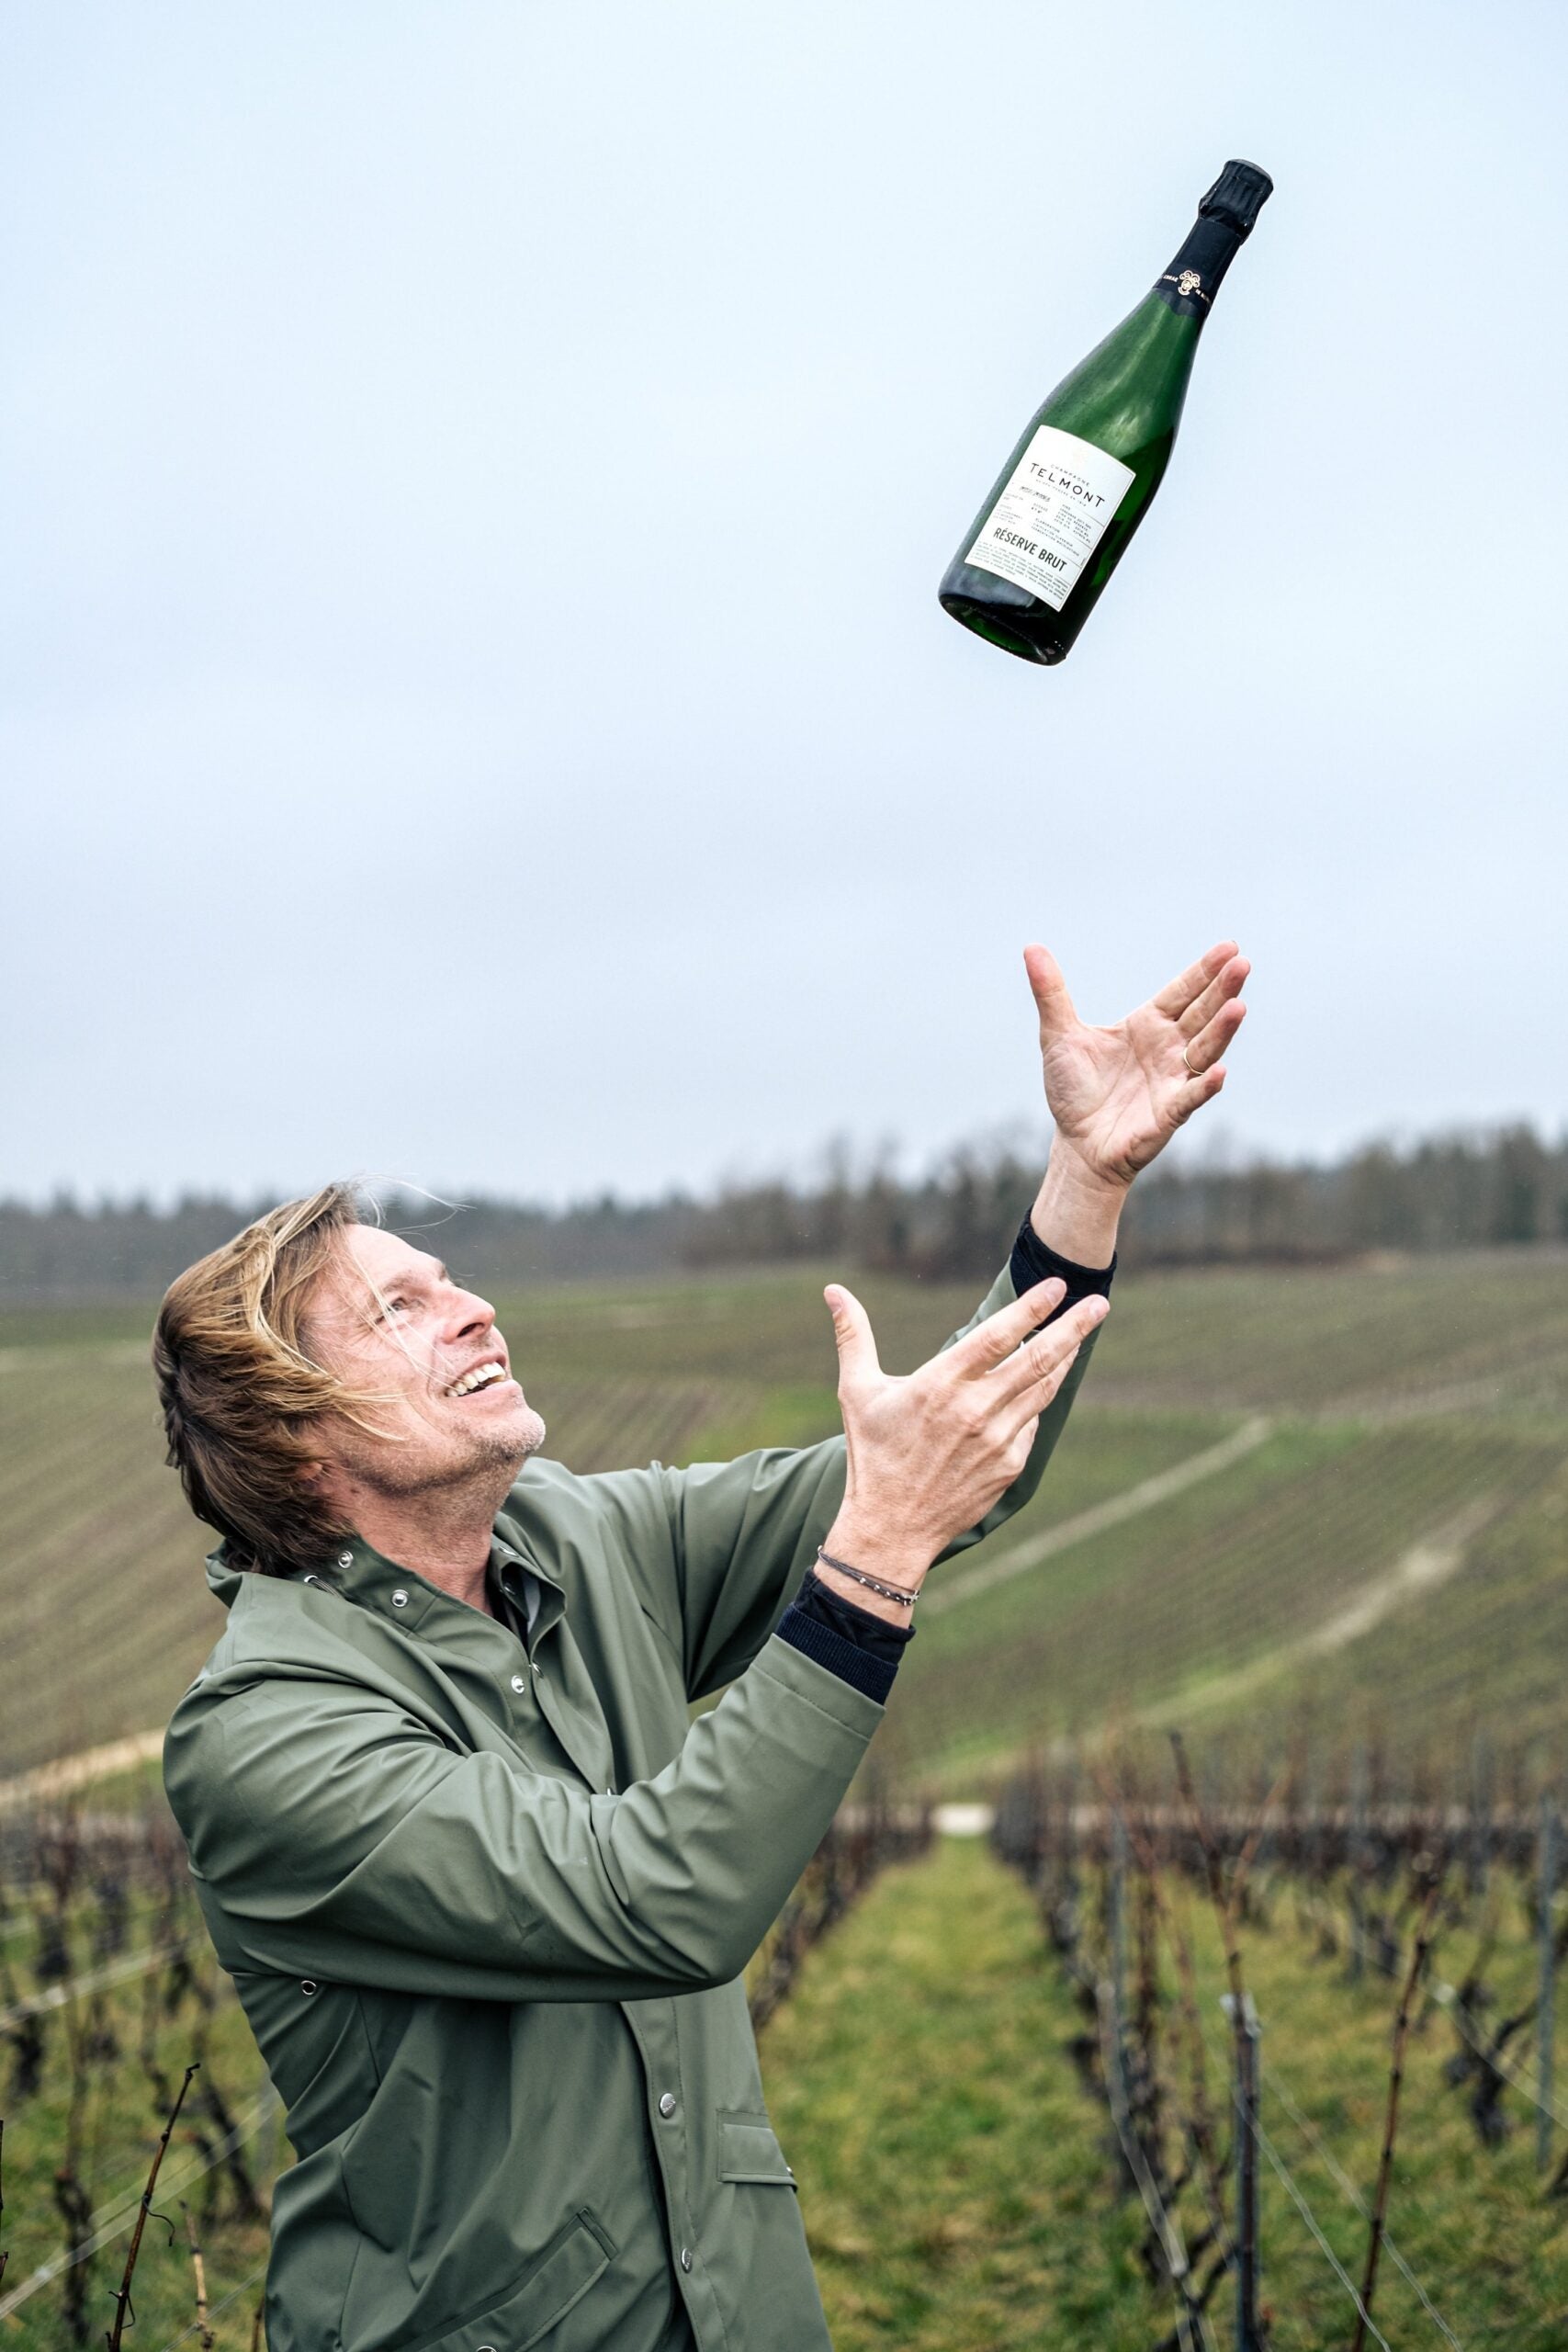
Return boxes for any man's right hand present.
[816,1280,1109,1620]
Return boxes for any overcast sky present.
[5,1,1563,1207]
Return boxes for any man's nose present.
[446,1289,496,1341]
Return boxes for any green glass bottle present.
[939,160,1272,664]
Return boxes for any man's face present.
[305,1226,545,1505]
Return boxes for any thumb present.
[1023,944,1078,1041]
[824,1283,880,1388]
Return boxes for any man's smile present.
[442,1355,517,1400]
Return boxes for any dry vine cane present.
[181,2199,216,2349]
[1348,1871,1444,2352]
[106,2060,199,2352]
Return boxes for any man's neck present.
[343,1480,512,1615]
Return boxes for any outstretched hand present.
[817,1277,1111,1608]
[1025,940,1249,1190]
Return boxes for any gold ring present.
[1181,1046,1200,1077]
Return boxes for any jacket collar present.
[204,1526,566,1640]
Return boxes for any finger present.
[1177,954,1249,1041]
[1178,998,1247,1078]
[1022,944,1079,1041]
[1001,1353,1079,1441]
[949,1278,1067,1374]
[824,1284,882,1387]
[1169,1064,1228,1125]
[1000,1415,1040,1481]
[989,1295,1110,1404]
[1153,940,1239,1021]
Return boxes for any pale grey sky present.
[5,1,1563,1204]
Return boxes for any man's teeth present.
[446,1362,506,1397]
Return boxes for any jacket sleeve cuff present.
[1010,1216,1117,1325]
[774,1602,901,1704]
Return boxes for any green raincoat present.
[164,1265,1096,2352]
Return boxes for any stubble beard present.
[342,1405,547,1509]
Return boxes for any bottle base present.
[938,591,1067,665]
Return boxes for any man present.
[157,939,1247,2352]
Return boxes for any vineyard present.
[0,1806,278,2348]
[3,1246,1568,2343]
[984,1744,1568,2347]
[0,1796,928,2349]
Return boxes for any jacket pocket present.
[716,2111,797,2189]
[400,2209,616,2352]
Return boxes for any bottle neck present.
[1152,212,1247,322]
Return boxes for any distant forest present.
[4,1124,1566,1300]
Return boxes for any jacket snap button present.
[337,1552,354,1569]
[390,1589,409,1609]
[510,1673,526,1694]
[680,2247,694,2273]
[659,2092,676,2118]
[300,1980,319,1996]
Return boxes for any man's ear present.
[299,1449,352,1520]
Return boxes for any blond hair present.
[153,1182,374,1577]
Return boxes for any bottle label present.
[967,425,1136,611]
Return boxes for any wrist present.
[1031,1142,1127,1267]
[820,1515,930,1598]
[813,1556,918,1627]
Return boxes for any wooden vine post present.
[1223,1989,1263,2352]
[1169,1732,1285,2352]
[1348,1745,1368,1987]
[1108,1806,1133,2180]
[1540,1797,1559,2178]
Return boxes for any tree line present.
[3,1123,1565,1300]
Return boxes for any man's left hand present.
[1025,939,1249,1192]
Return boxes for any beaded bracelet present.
[815,1544,919,1610]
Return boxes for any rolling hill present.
[2,1248,1565,1788]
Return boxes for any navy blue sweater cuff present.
[775,1602,902,1704]
[1010,1216,1117,1325]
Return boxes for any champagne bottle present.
[939,160,1272,665]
